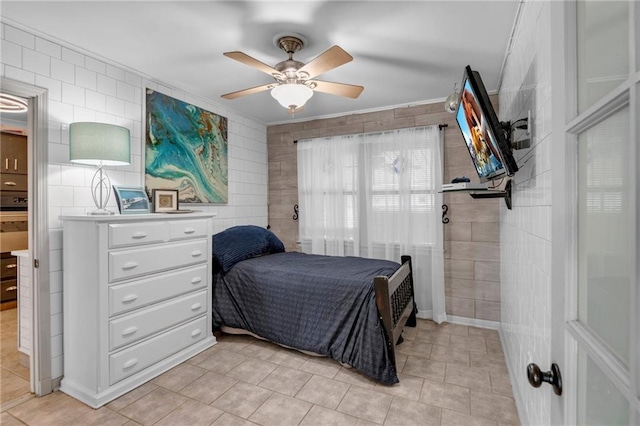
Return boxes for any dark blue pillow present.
[212,225,285,272]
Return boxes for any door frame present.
[549,1,572,423]
[2,77,52,396]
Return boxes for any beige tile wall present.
[267,98,501,322]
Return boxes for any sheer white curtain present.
[297,134,360,256]
[297,126,446,323]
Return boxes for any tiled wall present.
[17,253,32,355]
[497,1,553,425]
[267,101,502,323]
[1,22,269,381]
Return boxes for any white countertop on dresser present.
[10,249,29,257]
[59,212,216,222]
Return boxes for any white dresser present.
[59,213,216,408]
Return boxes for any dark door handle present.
[527,363,562,395]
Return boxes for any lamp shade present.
[271,84,313,110]
[69,122,131,166]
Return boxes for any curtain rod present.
[293,123,448,144]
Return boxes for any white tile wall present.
[17,254,32,354]
[498,1,553,425]
[1,22,269,382]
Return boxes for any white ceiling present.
[1,1,520,125]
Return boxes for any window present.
[297,126,443,253]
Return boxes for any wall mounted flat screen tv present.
[455,65,518,182]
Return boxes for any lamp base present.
[88,166,115,216]
[88,208,115,216]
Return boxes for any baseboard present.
[415,310,432,320]
[446,315,500,330]
[499,326,529,426]
[51,376,62,391]
[0,300,17,311]
[18,352,29,369]
[415,312,500,330]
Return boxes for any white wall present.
[497,1,553,425]
[1,22,269,381]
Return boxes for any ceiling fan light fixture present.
[271,83,313,112]
[0,93,28,113]
[222,33,361,115]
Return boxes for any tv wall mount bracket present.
[468,179,513,210]
[501,112,531,151]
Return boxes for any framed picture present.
[113,186,151,214]
[145,89,228,205]
[152,189,179,212]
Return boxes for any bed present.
[210,225,417,385]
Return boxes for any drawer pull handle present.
[122,261,138,270]
[4,181,17,186]
[190,303,202,311]
[123,358,138,369]
[184,227,195,234]
[122,326,138,337]
[191,329,202,338]
[6,264,17,269]
[190,277,202,284]
[191,250,202,258]
[6,286,17,292]
[14,159,18,170]
[4,159,7,169]
[121,294,138,303]
[131,232,148,239]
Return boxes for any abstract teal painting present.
[145,89,228,204]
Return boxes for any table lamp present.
[69,122,131,215]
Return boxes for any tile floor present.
[1,308,31,406]
[0,319,520,425]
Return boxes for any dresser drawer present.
[169,219,209,241]
[109,222,168,249]
[1,174,28,191]
[1,256,18,279]
[110,290,207,350]
[1,279,18,303]
[109,239,207,282]
[110,315,207,385]
[109,264,207,316]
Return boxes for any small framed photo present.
[113,186,151,214]
[152,189,179,213]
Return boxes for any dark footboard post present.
[401,255,418,327]
[375,256,418,372]
[374,276,395,367]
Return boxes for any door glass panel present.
[577,349,629,425]
[576,0,629,113]
[577,106,630,366]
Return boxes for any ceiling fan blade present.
[223,51,282,77]
[310,80,364,99]
[221,83,276,100]
[298,46,353,79]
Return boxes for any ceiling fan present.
[221,34,364,115]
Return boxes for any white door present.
[550,1,639,424]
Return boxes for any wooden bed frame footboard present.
[374,255,416,367]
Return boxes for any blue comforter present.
[212,251,400,384]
